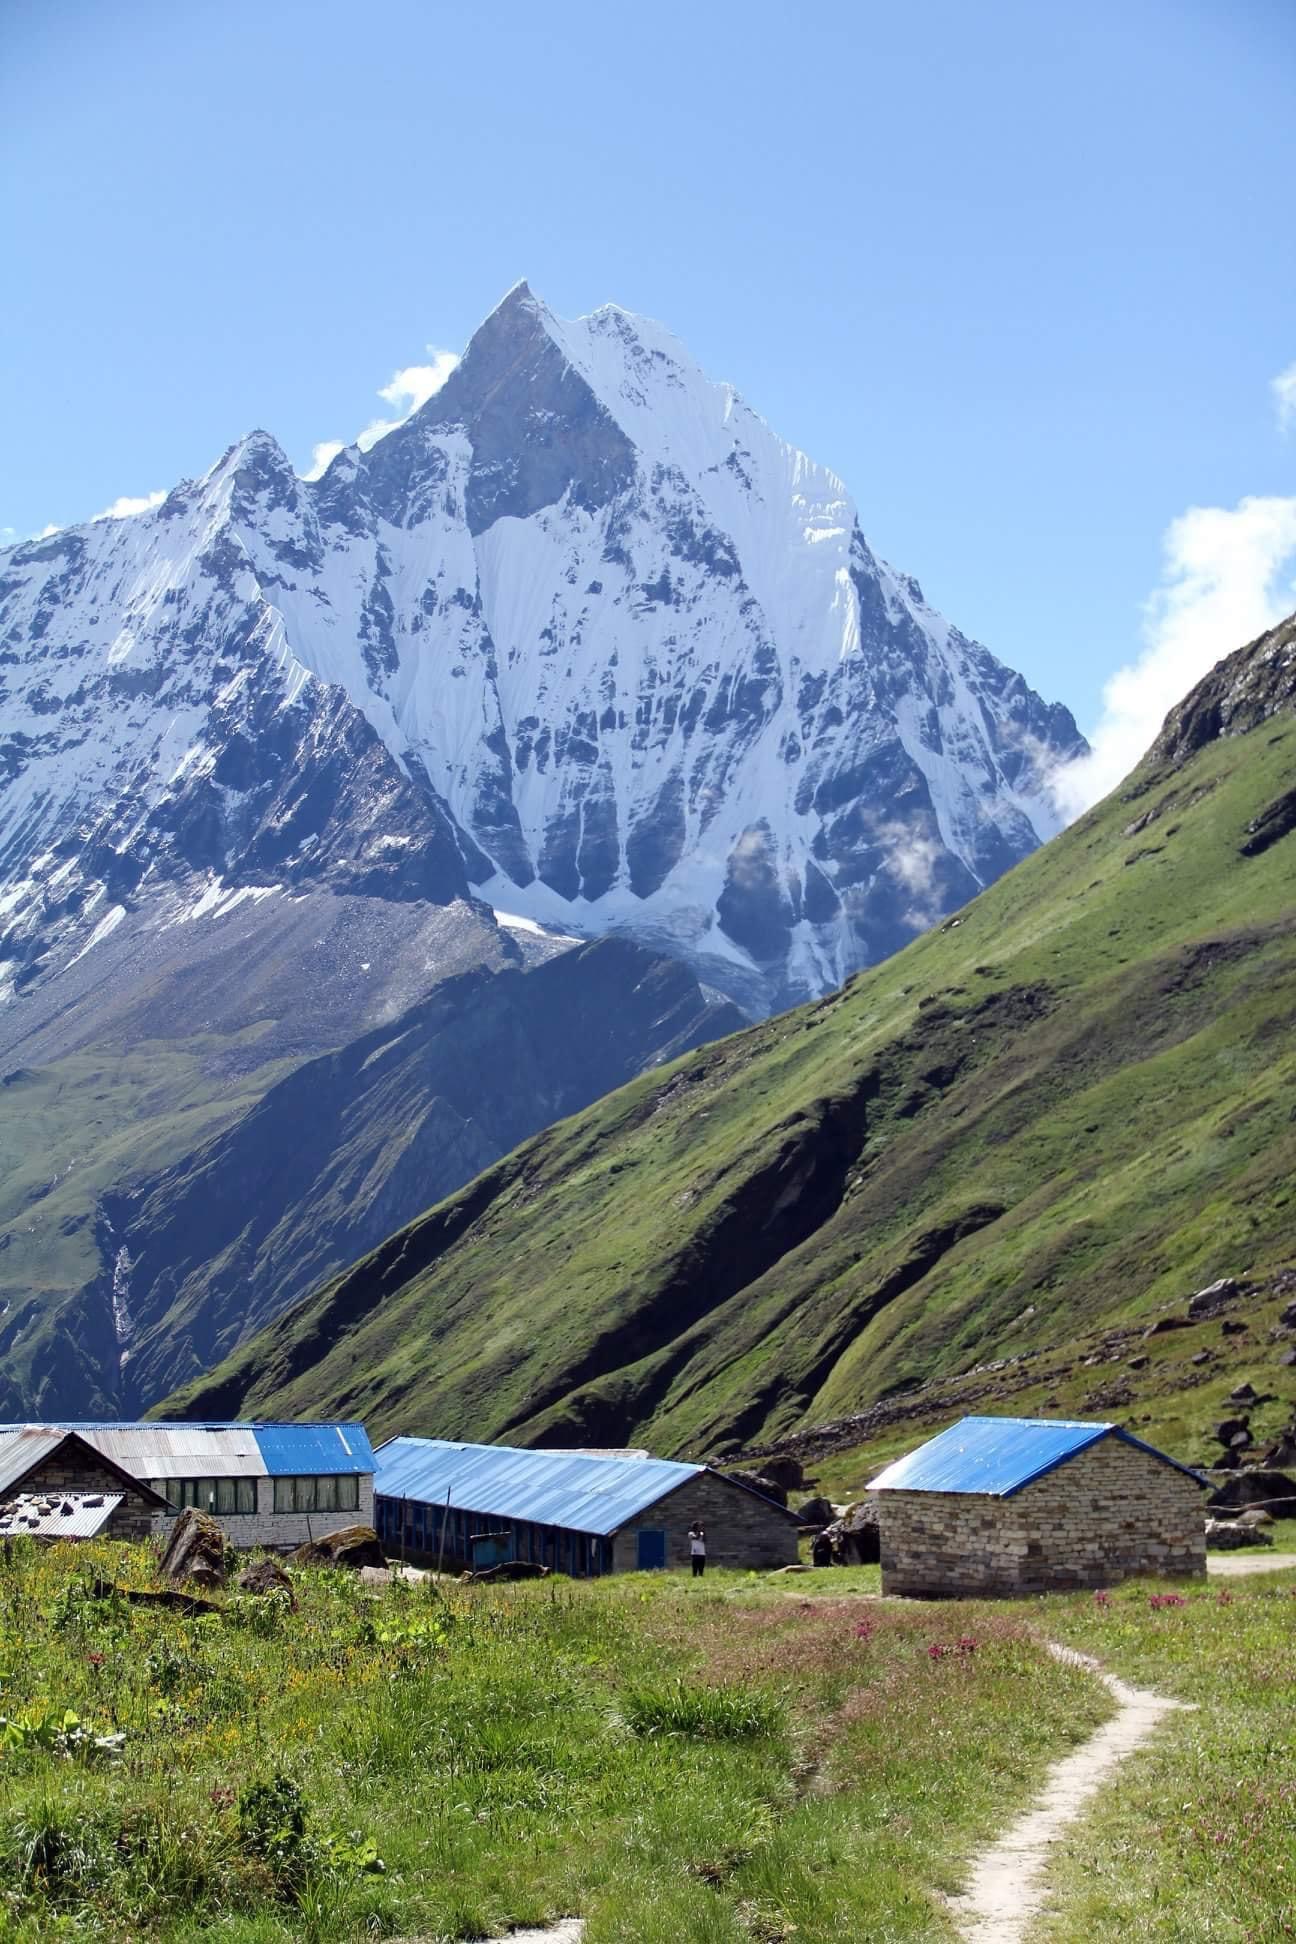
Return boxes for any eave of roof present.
[868,1416,1207,1498]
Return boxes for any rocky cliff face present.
[1,282,1083,1014]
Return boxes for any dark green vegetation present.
[168,619,1296,1455]
[1038,1564,1296,1941]
[0,1540,1109,1942]
[0,929,738,1419]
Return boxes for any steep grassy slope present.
[164,620,1296,1454]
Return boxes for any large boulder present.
[759,1455,805,1494]
[822,1498,881,1565]
[237,1556,297,1607]
[1205,1519,1274,1550]
[159,1508,227,1590]
[723,1469,788,1506]
[1188,1278,1239,1318]
[1205,1469,1296,1514]
[793,1495,836,1529]
[290,1524,386,1571]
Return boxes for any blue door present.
[636,1529,666,1570]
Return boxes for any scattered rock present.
[1143,1316,1190,1338]
[466,1560,550,1582]
[821,1497,881,1565]
[1127,1355,1149,1371]
[1205,1468,1296,1514]
[1259,1433,1296,1469]
[1279,1348,1296,1367]
[160,1508,227,1590]
[1228,1382,1260,1404]
[290,1524,385,1571]
[91,1575,219,1617]
[1280,1299,1296,1330]
[1220,1320,1249,1336]
[237,1556,297,1607]
[1205,1519,1274,1550]
[793,1495,836,1529]
[1190,1351,1212,1367]
[723,1469,788,1506]
[1236,1507,1274,1528]
[1188,1278,1239,1318]
[758,1455,804,1494]
[1213,1418,1251,1448]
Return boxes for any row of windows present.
[272,1474,360,1514]
[168,1477,257,1515]
[157,1475,361,1516]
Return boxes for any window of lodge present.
[271,1475,360,1514]
[170,1477,257,1514]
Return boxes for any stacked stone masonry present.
[19,1453,159,1541]
[609,1472,799,1573]
[146,1479,376,1552]
[879,1436,1206,1597]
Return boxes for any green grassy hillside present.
[164,619,1296,1454]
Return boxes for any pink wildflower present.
[1093,1589,1111,1607]
[928,1642,946,1660]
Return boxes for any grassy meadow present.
[0,1542,1113,1944]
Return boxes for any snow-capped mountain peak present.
[0,286,1083,1011]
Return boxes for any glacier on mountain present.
[0,281,1083,1011]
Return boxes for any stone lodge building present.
[0,1428,168,1541]
[869,1415,1207,1597]
[0,1422,376,1549]
[375,1437,801,1574]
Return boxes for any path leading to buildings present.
[949,1643,1191,1944]
[1206,1549,1296,1576]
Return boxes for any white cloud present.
[92,489,166,522]
[1055,493,1296,818]
[301,347,460,477]
[301,440,345,483]
[1273,362,1296,436]
[35,523,62,539]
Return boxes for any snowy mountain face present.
[0,281,1083,1013]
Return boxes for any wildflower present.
[1093,1589,1111,1607]
[927,1643,946,1660]
[853,1619,874,1640]
[210,1784,236,1809]
[1147,1592,1187,1610]
[957,1635,977,1654]
[86,1651,105,1669]
[1216,1590,1233,1607]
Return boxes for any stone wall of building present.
[147,1477,375,1552]
[21,1452,159,1542]
[609,1471,799,1573]
[879,1436,1206,1597]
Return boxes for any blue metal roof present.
[869,1416,1206,1498]
[374,1437,703,1537]
[251,1423,375,1476]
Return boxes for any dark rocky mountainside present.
[101,937,743,1414]
[164,619,1296,1457]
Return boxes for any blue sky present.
[4,0,1294,790]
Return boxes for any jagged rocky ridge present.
[1,281,1083,1013]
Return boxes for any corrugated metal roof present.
[869,1416,1205,1497]
[0,1423,374,1480]
[375,1437,703,1537]
[0,1491,122,1539]
[0,1430,65,1496]
[253,1424,375,1476]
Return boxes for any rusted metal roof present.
[0,1490,123,1540]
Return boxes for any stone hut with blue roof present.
[374,1437,801,1575]
[869,1416,1207,1597]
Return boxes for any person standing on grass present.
[688,1521,706,1577]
